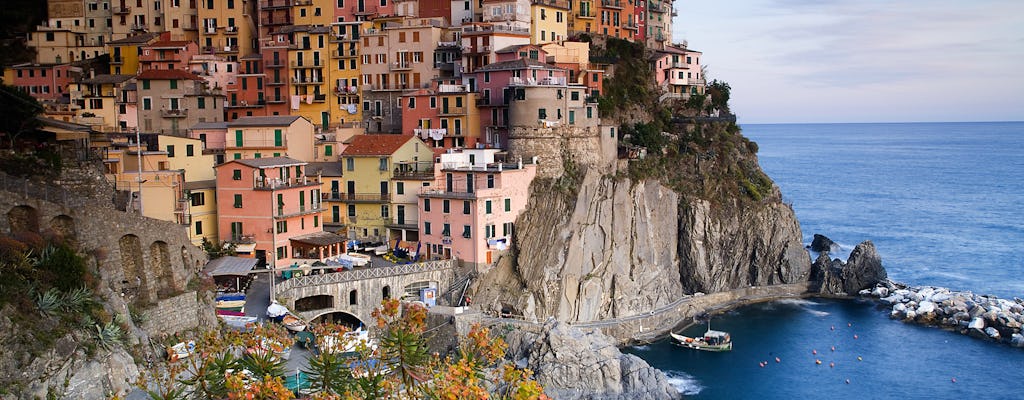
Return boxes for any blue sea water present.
[627,122,1024,399]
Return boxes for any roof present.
[107,32,162,45]
[495,44,538,54]
[228,156,305,169]
[474,58,561,72]
[204,256,259,276]
[341,134,415,156]
[190,121,228,130]
[79,74,134,85]
[184,179,217,190]
[37,117,91,132]
[305,162,343,177]
[289,231,347,247]
[227,115,303,127]
[136,69,205,81]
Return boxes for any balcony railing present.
[332,49,358,58]
[437,41,462,49]
[226,233,256,244]
[266,97,286,103]
[110,56,124,65]
[439,106,466,116]
[131,23,148,31]
[266,59,286,68]
[601,0,623,8]
[161,109,188,118]
[292,77,324,84]
[291,59,324,68]
[462,25,529,35]
[259,0,293,9]
[113,6,131,14]
[351,5,378,15]
[275,204,322,218]
[508,76,566,86]
[390,61,412,70]
[385,217,418,229]
[338,193,392,203]
[364,83,431,91]
[392,168,434,179]
[225,26,239,35]
[254,176,320,190]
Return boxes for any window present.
[274,129,282,146]
[197,97,205,109]
[235,130,243,146]
[569,110,575,124]
[346,157,354,171]
[485,200,492,214]
[381,205,389,218]
[186,144,194,156]
[230,221,242,238]
[430,97,436,108]
[277,246,286,260]
[325,145,332,156]
[571,91,580,101]
[442,223,451,236]
[504,198,511,212]
[195,221,203,235]
[234,153,242,159]
[424,199,431,212]
[408,97,415,109]
[347,204,356,217]
[191,192,205,206]
[232,169,242,180]
[462,200,470,214]
[487,174,494,188]
[442,199,450,213]
[332,205,340,222]
[378,158,387,171]
[424,221,431,235]
[169,80,178,89]
[396,182,404,195]
[462,225,471,238]
[587,107,593,119]
[143,97,152,110]
[276,220,288,233]
[142,80,150,90]
[233,194,242,208]
[314,215,319,227]
[166,145,175,157]
[538,108,547,119]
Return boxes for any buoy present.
[812,349,818,355]
[853,334,859,339]
[845,379,851,384]
[857,356,862,361]
[848,323,852,327]
[831,325,835,331]
[775,357,781,363]
[831,346,836,352]
[759,362,765,368]
[815,359,822,365]
[830,362,835,368]
[951,377,956,383]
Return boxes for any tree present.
[707,80,732,113]
[0,84,43,149]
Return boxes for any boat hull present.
[670,332,733,352]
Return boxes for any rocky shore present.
[861,282,1024,348]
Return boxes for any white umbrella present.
[267,302,289,318]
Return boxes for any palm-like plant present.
[240,349,286,379]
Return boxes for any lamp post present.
[136,129,144,217]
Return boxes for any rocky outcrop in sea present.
[861,283,1024,347]
[811,239,888,295]
[504,321,681,400]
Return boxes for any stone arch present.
[348,289,358,305]
[402,280,437,301]
[309,310,365,328]
[48,215,76,242]
[382,285,391,300]
[119,234,151,302]
[150,241,178,298]
[7,205,40,234]
[295,295,334,312]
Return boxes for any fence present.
[0,172,87,209]
[274,258,455,296]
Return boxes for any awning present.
[289,231,347,247]
[204,256,259,276]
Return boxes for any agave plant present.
[94,322,125,350]
[35,288,64,317]
[61,287,95,313]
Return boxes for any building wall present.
[197,0,256,59]
[224,118,316,162]
[530,3,568,44]
[136,78,224,135]
[140,42,199,71]
[158,135,217,181]
[186,186,219,245]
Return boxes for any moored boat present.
[670,329,733,352]
[282,313,307,332]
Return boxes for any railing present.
[259,0,293,9]
[439,106,466,116]
[385,217,418,229]
[392,169,434,179]
[671,61,687,69]
[351,5,378,15]
[601,0,622,8]
[364,83,431,91]
[131,23,147,31]
[226,233,257,244]
[313,94,327,103]
[291,59,324,68]
[337,193,392,202]
[266,97,286,103]
[462,25,529,35]
[437,41,461,48]
[225,26,239,34]
[508,76,566,86]
[266,59,286,68]
[274,259,455,295]
[330,34,349,43]
[332,49,357,58]
[113,6,131,14]
[576,11,595,18]
[292,77,324,84]
[260,15,292,25]
[204,26,217,34]
[0,172,87,209]
[254,176,320,190]
[390,61,412,70]
[161,109,188,118]
[275,204,322,218]
[418,187,478,200]
[333,85,358,94]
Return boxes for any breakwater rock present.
[861,283,1024,347]
[504,321,681,400]
[812,239,888,295]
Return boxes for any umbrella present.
[267,302,289,318]
[414,241,421,261]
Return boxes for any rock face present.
[813,241,887,295]
[474,170,811,324]
[809,234,837,253]
[505,322,681,400]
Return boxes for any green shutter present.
[485,200,492,214]
[325,145,332,156]
[505,198,511,212]
[274,129,283,146]
[235,130,243,146]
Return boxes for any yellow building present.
[339,134,434,242]
[225,115,317,162]
[69,74,134,132]
[290,0,335,27]
[106,32,162,75]
[304,161,345,233]
[158,135,219,245]
[197,0,256,60]
[285,26,338,129]
[329,21,369,127]
[530,0,569,44]
[108,141,189,226]
[568,0,597,34]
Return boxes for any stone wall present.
[507,125,614,178]
[142,291,216,336]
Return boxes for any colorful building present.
[400,83,482,149]
[136,69,225,135]
[106,32,163,75]
[69,74,135,132]
[197,0,257,60]
[529,0,568,44]
[225,55,270,121]
[338,134,435,242]
[215,157,344,268]
[139,40,199,71]
[224,115,316,162]
[653,45,705,99]
[5,63,82,103]
[329,21,368,127]
[157,135,220,245]
[417,148,537,268]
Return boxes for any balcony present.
[418,187,477,200]
[601,0,623,9]
[654,33,666,42]
[330,34,353,43]
[226,100,266,108]
[113,6,131,14]
[648,3,666,13]
[182,22,198,31]
[110,56,124,65]
[392,162,435,179]
[351,5,378,16]
[267,79,286,86]
[508,76,566,86]
[364,83,431,91]
[576,11,595,19]
[462,25,529,35]
[624,22,638,31]
[672,8,678,16]
[254,176,320,190]
[161,108,188,118]
[361,28,385,36]
[204,26,217,34]
[259,0,292,8]
[332,49,358,58]
[131,23,148,31]
[333,85,358,94]
[390,61,412,71]
[338,193,392,203]
[385,217,418,230]
[464,45,492,54]
[294,0,312,5]
[225,233,256,244]
[439,106,466,116]
[275,204,322,219]
[312,94,327,103]
[291,59,324,68]
[437,41,462,49]
[260,15,292,26]
[266,59,286,68]
[266,97,286,103]
[292,77,324,85]
[224,26,239,35]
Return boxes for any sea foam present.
[664,370,703,395]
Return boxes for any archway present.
[7,205,40,234]
[295,295,334,312]
[310,310,365,329]
[382,285,391,300]
[119,234,150,302]
[48,215,76,242]
[150,241,177,298]
[402,281,438,301]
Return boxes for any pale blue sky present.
[672,0,1024,123]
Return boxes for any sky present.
[672,0,1024,123]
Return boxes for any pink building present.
[469,58,568,147]
[225,55,270,121]
[417,148,537,269]
[7,63,82,102]
[215,157,346,268]
[188,121,228,163]
[335,0,395,22]
[139,40,200,71]
[652,45,705,99]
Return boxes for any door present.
[347,181,355,199]
[255,250,267,268]
[321,111,329,130]
[331,181,339,198]
[442,97,449,114]
[396,205,405,225]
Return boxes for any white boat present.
[167,341,195,361]
[282,314,307,332]
[320,327,377,355]
[670,329,733,352]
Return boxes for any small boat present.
[167,341,196,361]
[282,313,307,332]
[671,321,733,352]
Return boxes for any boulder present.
[968,317,985,330]
[872,286,889,298]
[505,321,681,400]
[917,301,936,315]
[809,234,837,253]
[1011,334,1024,348]
[985,327,1001,340]
[814,241,888,296]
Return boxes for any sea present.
[626,122,1024,399]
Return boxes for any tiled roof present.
[190,121,228,130]
[229,156,305,168]
[146,40,193,48]
[341,134,415,156]
[474,58,560,72]
[184,179,217,190]
[495,44,536,54]
[79,74,134,85]
[136,69,205,81]
[227,116,303,127]
[108,32,162,45]
[305,162,343,177]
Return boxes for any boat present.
[282,313,307,332]
[167,341,196,361]
[670,326,733,352]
